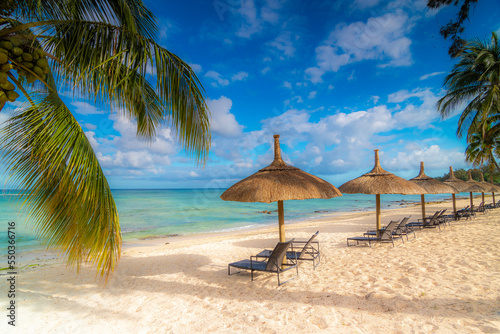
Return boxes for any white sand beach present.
[3,197,500,333]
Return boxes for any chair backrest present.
[434,209,446,221]
[265,239,294,271]
[380,221,399,240]
[398,216,410,228]
[427,211,441,225]
[297,231,319,259]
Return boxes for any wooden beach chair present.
[256,231,321,269]
[228,239,298,286]
[347,221,403,247]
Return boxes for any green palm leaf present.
[0,0,211,279]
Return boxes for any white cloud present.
[71,101,106,115]
[231,71,249,81]
[384,144,465,172]
[189,63,203,73]
[261,67,271,75]
[205,71,230,87]
[205,70,249,87]
[235,0,282,38]
[207,96,244,138]
[82,123,97,130]
[419,71,445,80]
[267,31,297,57]
[214,88,446,174]
[283,81,292,89]
[308,91,317,99]
[306,12,413,82]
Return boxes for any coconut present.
[0,63,13,72]
[0,90,7,103]
[5,90,19,102]
[36,58,48,68]
[33,66,43,77]
[0,52,7,64]
[9,38,22,47]
[26,74,36,83]
[22,53,33,62]
[11,47,23,56]
[0,41,13,50]
[0,80,15,91]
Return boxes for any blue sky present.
[4,0,500,189]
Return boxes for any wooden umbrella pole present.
[420,194,426,222]
[278,200,285,242]
[482,192,485,205]
[493,192,496,206]
[452,193,457,219]
[376,194,381,237]
[470,192,474,210]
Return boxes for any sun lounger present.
[347,221,403,247]
[457,205,475,220]
[407,210,446,230]
[485,200,499,209]
[473,202,487,214]
[256,231,321,269]
[364,217,414,241]
[228,239,298,286]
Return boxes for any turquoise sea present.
[0,189,461,252]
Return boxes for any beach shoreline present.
[2,195,500,333]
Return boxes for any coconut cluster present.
[0,36,50,104]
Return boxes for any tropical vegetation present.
[0,0,210,279]
[438,31,500,176]
[427,0,479,57]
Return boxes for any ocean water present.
[0,189,461,252]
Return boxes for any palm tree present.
[465,119,500,172]
[437,32,500,138]
[0,1,210,279]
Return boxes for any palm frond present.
[1,92,121,279]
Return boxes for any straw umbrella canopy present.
[338,150,426,236]
[409,161,458,221]
[221,135,342,242]
[442,166,484,216]
[477,172,500,205]
[487,174,500,205]
[467,170,495,208]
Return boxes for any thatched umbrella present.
[488,174,500,205]
[442,166,484,217]
[338,150,426,236]
[221,134,342,242]
[476,172,500,205]
[467,170,495,208]
[409,161,458,221]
